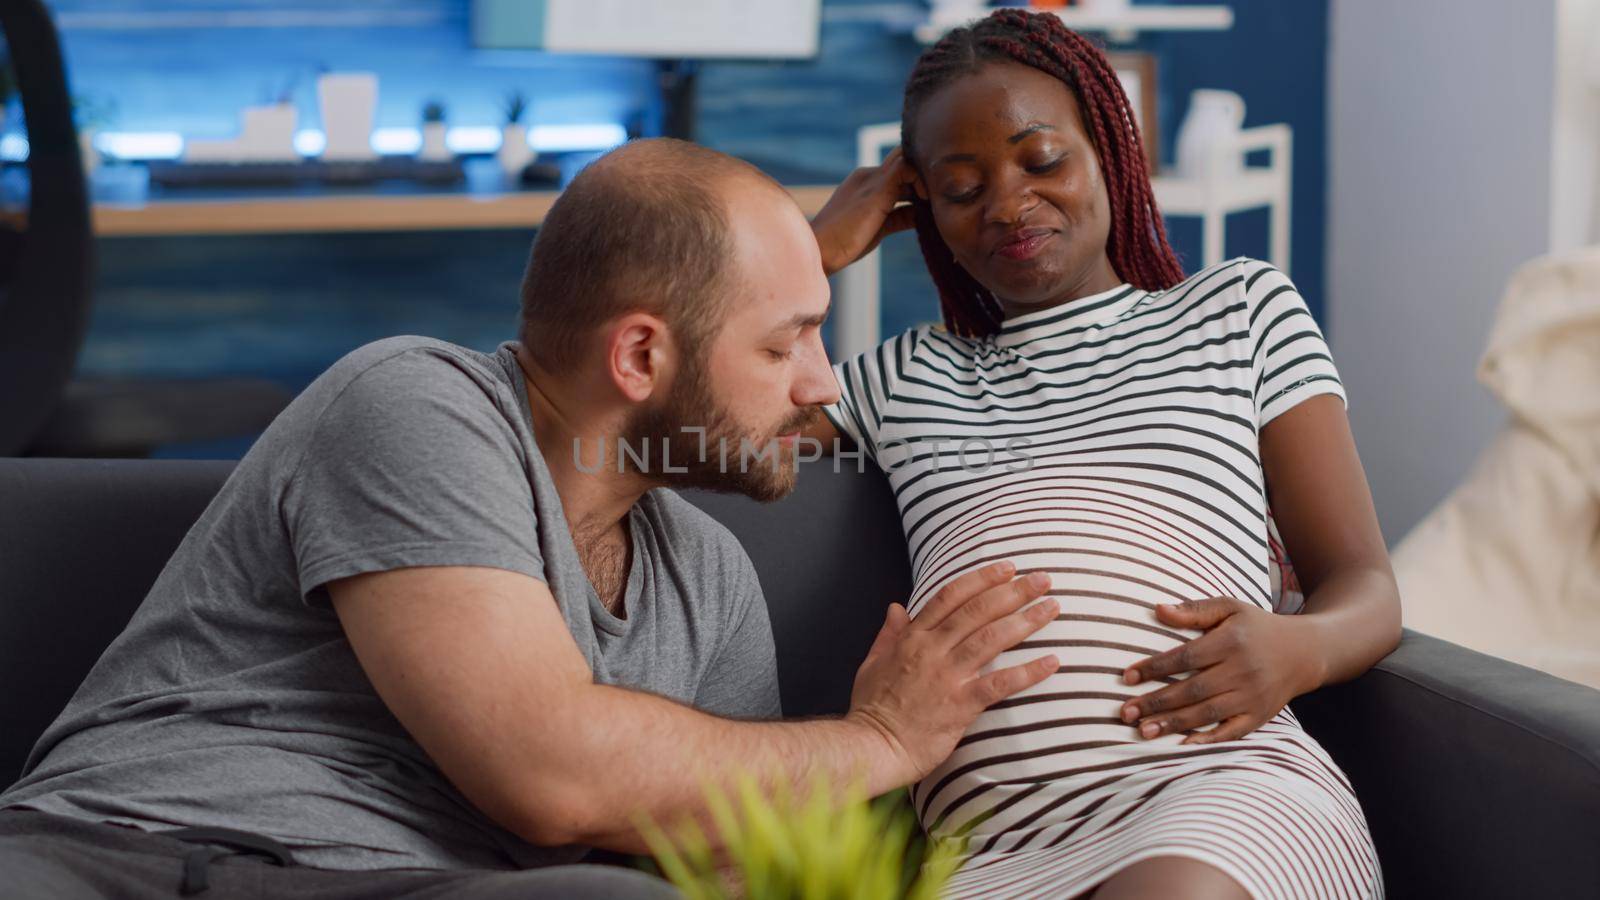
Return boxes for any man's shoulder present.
[639,489,759,588]
[291,337,518,435]
[264,336,527,490]
[642,489,749,554]
[321,336,504,395]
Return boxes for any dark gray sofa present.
[3,457,1597,897]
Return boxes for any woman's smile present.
[993,227,1055,261]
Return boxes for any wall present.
[1551,0,1600,252]
[1327,0,1557,542]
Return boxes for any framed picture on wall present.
[1107,51,1159,173]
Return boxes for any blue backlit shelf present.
[915,4,1234,44]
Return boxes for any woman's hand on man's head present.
[810,147,919,277]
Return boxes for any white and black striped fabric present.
[824,258,1380,899]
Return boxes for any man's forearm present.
[1298,565,1402,690]
[531,683,907,854]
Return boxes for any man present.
[0,139,1059,898]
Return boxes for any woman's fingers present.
[1134,692,1246,740]
[1123,624,1235,685]
[1181,713,1256,745]
[878,205,917,239]
[1122,671,1219,723]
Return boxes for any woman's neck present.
[997,256,1123,321]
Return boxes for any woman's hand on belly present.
[1116,597,1323,745]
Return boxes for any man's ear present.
[607,312,671,403]
[911,171,930,202]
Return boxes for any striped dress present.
[823,259,1381,899]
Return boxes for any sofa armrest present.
[1293,628,1600,898]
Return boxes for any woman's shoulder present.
[842,322,955,373]
[1152,257,1300,313]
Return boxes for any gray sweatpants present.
[0,810,680,899]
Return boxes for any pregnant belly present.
[909,558,1211,837]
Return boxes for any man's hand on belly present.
[1114,597,1323,745]
[847,562,1062,783]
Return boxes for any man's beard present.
[619,358,818,503]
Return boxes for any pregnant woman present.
[805,10,1398,899]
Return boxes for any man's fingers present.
[916,561,1017,630]
[936,571,1051,646]
[953,594,1058,669]
[863,602,908,662]
[973,654,1058,708]
[1134,693,1244,740]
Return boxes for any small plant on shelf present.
[71,93,118,132]
[422,99,446,124]
[260,74,297,107]
[502,90,528,126]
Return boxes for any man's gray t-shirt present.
[0,337,781,871]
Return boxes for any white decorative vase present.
[1175,89,1246,180]
[237,103,299,162]
[420,121,450,161]
[78,128,100,175]
[497,123,533,180]
[317,72,379,162]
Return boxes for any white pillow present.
[1393,247,1600,688]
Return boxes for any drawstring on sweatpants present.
[152,826,297,895]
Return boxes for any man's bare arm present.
[329,562,1057,854]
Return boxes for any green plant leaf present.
[641,770,971,899]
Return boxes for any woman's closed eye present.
[941,156,1067,203]
[1027,155,1066,175]
[944,184,982,204]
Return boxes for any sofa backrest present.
[0,457,909,782]
[0,459,237,780]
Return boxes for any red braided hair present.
[902,8,1185,338]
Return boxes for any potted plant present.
[236,75,299,163]
[420,98,450,162]
[497,89,533,180]
[639,774,968,900]
[72,94,117,174]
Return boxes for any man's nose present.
[793,331,841,408]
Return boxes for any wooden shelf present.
[916,4,1233,43]
[83,185,837,237]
